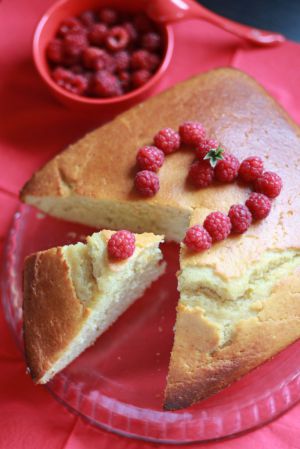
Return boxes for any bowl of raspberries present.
[33,0,174,112]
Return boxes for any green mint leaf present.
[209,158,219,168]
[204,146,224,168]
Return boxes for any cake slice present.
[164,208,300,409]
[21,68,300,408]
[23,230,165,383]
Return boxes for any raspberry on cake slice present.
[154,128,180,154]
[188,160,214,188]
[228,204,252,234]
[214,152,240,182]
[134,170,160,196]
[195,138,219,161]
[136,146,164,172]
[183,225,212,251]
[203,211,231,241]
[239,156,264,182]
[23,230,165,384]
[179,121,206,146]
[245,192,271,220]
[254,171,283,198]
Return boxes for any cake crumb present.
[250,301,263,312]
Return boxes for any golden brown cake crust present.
[23,248,89,382]
[164,270,300,410]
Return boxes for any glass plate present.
[2,204,300,444]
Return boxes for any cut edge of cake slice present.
[164,246,300,410]
[23,230,165,384]
[21,192,191,243]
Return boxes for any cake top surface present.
[22,68,300,280]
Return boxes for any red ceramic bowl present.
[33,0,174,114]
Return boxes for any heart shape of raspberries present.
[133,121,283,252]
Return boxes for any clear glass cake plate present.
[2,204,300,444]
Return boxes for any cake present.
[23,230,165,384]
[21,68,300,409]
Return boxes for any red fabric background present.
[1,0,300,447]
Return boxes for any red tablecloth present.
[1,1,300,447]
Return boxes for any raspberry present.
[188,160,214,188]
[98,7,118,25]
[142,32,161,51]
[183,225,212,252]
[131,50,153,70]
[79,10,96,27]
[63,31,88,61]
[154,128,180,155]
[245,193,272,220]
[203,211,231,242]
[134,13,153,33]
[82,47,102,70]
[131,69,151,88]
[82,47,113,71]
[91,71,122,97]
[254,171,283,198]
[88,23,108,46]
[102,53,117,73]
[228,204,252,234]
[195,138,218,160]
[70,64,85,74]
[114,50,130,70]
[46,39,63,64]
[107,230,136,260]
[123,22,138,42]
[179,122,206,146]
[118,70,131,90]
[119,11,132,22]
[52,66,68,80]
[239,156,264,182]
[214,153,240,183]
[58,17,83,38]
[148,53,160,71]
[136,146,164,172]
[83,73,93,94]
[52,67,88,95]
[134,170,159,197]
[105,26,130,52]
